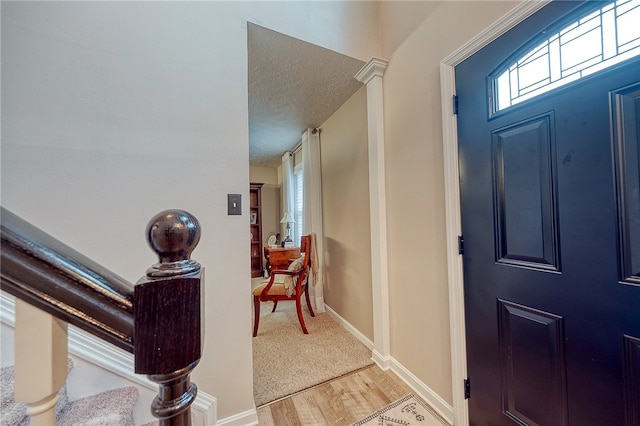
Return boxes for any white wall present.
[380,0,520,404]
[1,1,379,421]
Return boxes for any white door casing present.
[439,2,551,425]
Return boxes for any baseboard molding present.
[389,358,454,425]
[324,305,393,370]
[324,304,374,350]
[371,349,392,370]
[325,302,452,424]
[215,407,258,426]
[0,293,217,425]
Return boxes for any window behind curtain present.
[293,165,304,246]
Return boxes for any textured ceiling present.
[248,23,365,167]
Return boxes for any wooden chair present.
[252,235,315,336]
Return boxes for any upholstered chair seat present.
[252,282,288,297]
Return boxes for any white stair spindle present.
[14,299,68,425]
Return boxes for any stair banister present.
[1,207,135,352]
[1,207,204,425]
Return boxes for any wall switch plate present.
[228,194,241,215]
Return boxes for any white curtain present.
[281,151,295,241]
[302,128,325,313]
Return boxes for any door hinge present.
[453,95,459,115]
[458,235,464,255]
[464,377,471,399]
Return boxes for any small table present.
[264,246,301,275]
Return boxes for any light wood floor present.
[256,364,448,425]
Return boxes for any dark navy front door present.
[456,2,640,425]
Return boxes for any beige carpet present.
[252,299,374,406]
[350,394,449,426]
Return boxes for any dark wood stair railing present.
[0,207,204,426]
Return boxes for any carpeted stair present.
[0,360,139,426]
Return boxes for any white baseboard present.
[324,304,392,370]
[389,358,454,425]
[324,304,374,350]
[371,349,393,370]
[215,407,258,426]
[325,302,453,425]
[0,293,217,425]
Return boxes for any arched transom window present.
[493,0,640,113]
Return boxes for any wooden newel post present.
[134,210,204,426]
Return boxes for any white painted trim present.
[439,2,551,426]
[441,1,550,67]
[1,293,217,425]
[323,304,397,371]
[215,407,258,426]
[389,357,454,425]
[355,57,392,364]
[1,293,17,326]
[371,350,392,371]
[323,303,451,421]
[354,57,388,84]
[439,60,468,426]
[325,304,374,351]
[323,303,452,421]
[195,391,217,426]
[324,303,396,372]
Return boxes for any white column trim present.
[354,57,388,84]
[439,1,551,426]
[355,57,391,367]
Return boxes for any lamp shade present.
[280,212,295,223]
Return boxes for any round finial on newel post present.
[145,209,201,277]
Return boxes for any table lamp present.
[280,212,295,246]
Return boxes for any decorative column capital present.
[355,57,388,84]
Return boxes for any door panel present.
[498,300,568,426]
[493,113,560,271]
[456,2,640,425]
[612,84,640,284]
[625,335,640,425]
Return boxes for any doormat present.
[350,394,449,426]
